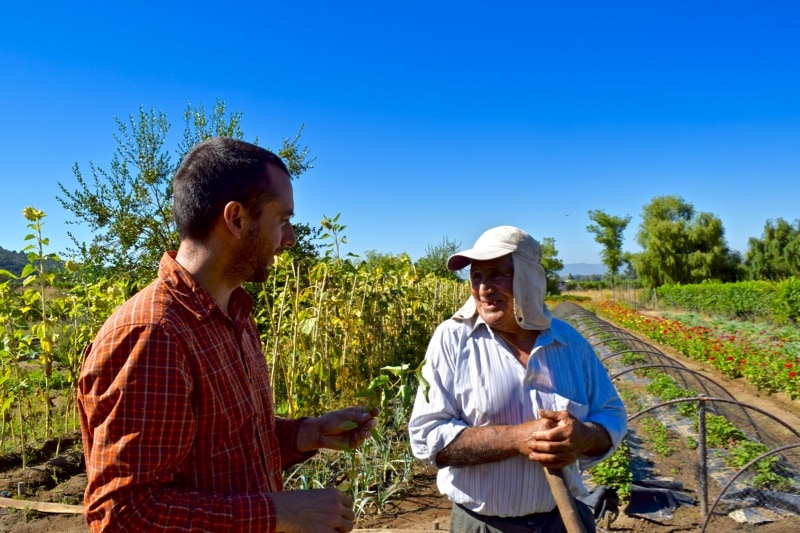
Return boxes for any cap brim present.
[447,254,471,271]
[446,246,514,271]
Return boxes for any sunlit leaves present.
[587,209,631,289]
[745,218,800,280]
[57,100,316,285]
[631,195,742,289]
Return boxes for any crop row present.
[656,278,800,324]
[589,301,800,399]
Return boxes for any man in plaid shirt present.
[78,137,378,532]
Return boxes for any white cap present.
[449,226,552,330]
[447,226,542,271]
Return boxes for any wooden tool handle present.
[544,467,588,533]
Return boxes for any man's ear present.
[222,201,246,238]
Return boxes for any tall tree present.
[745,218,800,280]
[586,209,632,293]
[58,100,315,283]
[539,237,564,295]
[414,237,461,280]
[631,195,742,290]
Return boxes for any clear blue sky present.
[2,1,798,265]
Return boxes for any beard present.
[238,226,276,284]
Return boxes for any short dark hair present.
[173,137,290,241]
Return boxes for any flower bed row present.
[590,301,800,400]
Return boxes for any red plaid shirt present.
[79,253,311,532]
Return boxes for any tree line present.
[587,199,799,291]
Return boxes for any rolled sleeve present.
[408,324,468,465]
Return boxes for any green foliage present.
[745,218,800,280]
[284,222,323,265]
[640,416,674,457]
[565,279,609,291]
[57,107,177,282]
[255,216,469,416]
[0,209,128,461]
[596,300,800,399]
[57,100,316,284]
[284,394,416,520]
[589,440,632,501]
[726,440,792,490]
[775,277,800,325]
[414,237,460,280]
[544,294,591,304]
[357,362,428,414]
[657,279,800,324]
[703,414,745,448]
[644,374,697,418]
[630,195,743,290]
[319,213,361,264]
[539,237,564,295]
[360,250,414,273]
[21,207,59,439]
[586,209,632,289]
[0,206,467,519]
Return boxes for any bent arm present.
[436,419,556,466]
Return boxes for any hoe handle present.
[544,467,588,533]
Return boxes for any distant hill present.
[559,263,606,277]
[0,246,27,276]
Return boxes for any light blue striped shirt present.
[408,316,627,517]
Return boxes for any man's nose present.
[479,281,495,294]
[283,225,297,248]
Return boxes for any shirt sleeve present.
[275,417,317,468]
[79,324,277,533]
[408,323,468,465]
[577,335,628,470]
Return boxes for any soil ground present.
[1,315,798,532]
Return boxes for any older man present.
[409,225,627,532]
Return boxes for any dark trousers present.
[450,501,596,533]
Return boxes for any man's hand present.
[525,409,611,469]
[271,488,355,533]
[298,406,380,453]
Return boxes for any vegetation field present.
[0,104,797,529]
[1,286,799,531]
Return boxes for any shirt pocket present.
[533,391,590,422]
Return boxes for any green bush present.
[774,277,800,325]
[656,280,795,323]
[589,440,632,501]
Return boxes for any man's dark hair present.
[173,137,290,241]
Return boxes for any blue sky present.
[2,1,798,265]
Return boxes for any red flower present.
[786,363,794,369]
[790,371,797,378]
